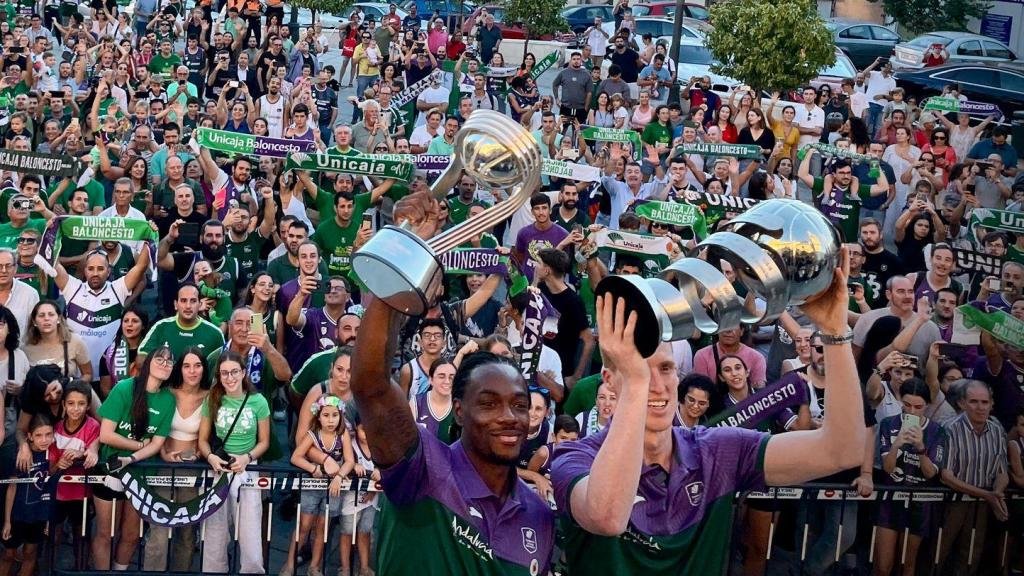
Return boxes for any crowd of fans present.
[0,0,1019,575]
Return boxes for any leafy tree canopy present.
[868,0,991,36]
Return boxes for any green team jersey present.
[266,254,330,287]
[139,316,225,358]
[15,263,44,297]
[46,179,104,214]
[227,230,269,286]
[562,373,601,418]
[98,377,176,459]
[311,192,371,278]
[202,392,270,455]
[290,348,334,396]
[148,53,182,76]
[448,196,490,225]
[107,244,137,282]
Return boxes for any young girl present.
[1,414,65,576]
[51,381,100,570]
[341,416,380,576]
[282,395,355,576]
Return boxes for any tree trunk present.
[522,33,530,65]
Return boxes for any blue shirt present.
[638,64,672,93]
[967,139,1016,168]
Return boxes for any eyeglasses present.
[683,395,709,408]
[220,368,243,379]
[16,237,36,244]
[153,356,174,367]
[934,136,947,140]
[420,332,444,341]
[0,264,14,271]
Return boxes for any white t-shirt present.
[796,105,825,148]
[415,86,451,126]
[61,276,131,371]
[98,205,148,255]
[409,124,438,150]
[5,280,39,345]
[586,28,608,55]
[258,94,286,138]
[864,71,896,107]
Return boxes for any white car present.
[601,15,710,41]
[658,36,738,91]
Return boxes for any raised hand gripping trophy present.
[352,110,542,315]
[596,199,842,357]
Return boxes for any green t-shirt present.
[426,135,455,156]
[311,192,372,278]
[641,121,672,149]
[138,316,226,358]
[46,179,103,214]
[0,218,45,249]
[562,373,601,417]
[98,377,176,459]
[15,263,44,297]
[448,196,490,225]
[290,348,334,396]
[266,254,330,287]
[148,53,183,76]
[0,189,50,223]
[227,231,268,285]
[202,392,270,456]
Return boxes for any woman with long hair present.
[24,300,92,383]
[409,358,456,444]
[99,306,149,398]
[93,345,176,570]
[710,102,738,142]
[768,153,798,199]
[922,128,957,186]
[895,212,940,273]
[936,111,994,162]
[198,350,270,574]
[588,92,615,129]
[847,116,871,152]
[517,52,537,78]
[729,89,755,132]
[0,305,27,480]
[629,89,655,131]
[767,93,799,162]
[576,381,617,438]
[142,347,210,571]
[243,273,282,349]
[882,126,922,238]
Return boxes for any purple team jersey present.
[284,307,338,372]
[515,223,569,281]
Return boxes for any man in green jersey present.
[310,190,372,279]
[552,250,868,576]
[448,173,491,225]
[225,183,277,289]
[138,283,225,361]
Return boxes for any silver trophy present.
[351,110,542,316]
[596,199,841,357]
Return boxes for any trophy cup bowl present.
[595,199,841,357]
[351,110,542,316]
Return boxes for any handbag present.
[209,390,250,461]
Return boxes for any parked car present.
[631,1,709,21]
[825,18,902,69]
[893,31,1018,70]
[671,37,739,91]
[399,0,476,29]
[461,5,567,41]
[894,62,1024,115]
[561,4,614,34]
[338,2,410,23]
[630,15,711,39]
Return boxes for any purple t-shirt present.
[877,414,944,485]
[284,306,338,372]
[515,223,569,281]
[552,425,768,536]
[379,427,554,573]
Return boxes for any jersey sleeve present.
[379,426,448,507]
[705,426,770,493]
[250,394,271,421]
[138,321,164,355]
[550,429,604,521]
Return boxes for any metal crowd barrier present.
[5,460,1020,576]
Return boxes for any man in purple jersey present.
[551,248,868,575]
[285,275,348,368]
[514,194,569,282]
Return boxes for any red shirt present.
[446,39,466,59]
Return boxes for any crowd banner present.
[970,207,1024,237]
[528,52,559,81]
[389,69,444,139]
[581,125,642,160]
[518,290,559,388]
[40,215,158,266]
[440,248,510,275]
[0,149,81,178]
[286,152,415,182]
[194,127,317,158]
[923,96,1002,119]
[958,304,1024,348]
[120,468,231,527]
[680,191,761,218]
[631,199,709,238]
[676,142,763,160]
[590,227,674,276]
[953,248,1003,276]
[799,142,875,165]
[541,158,601,182]
[706,372,809,429]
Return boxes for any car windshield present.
[678,44,716,65]
[907,34,951,48]
[820,54,856,77]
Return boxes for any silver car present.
[893,31,1018,70]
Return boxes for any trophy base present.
[351,226,444,317]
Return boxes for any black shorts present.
[1,521,46,547]
[53,499,92,535]
[91,482,125,502]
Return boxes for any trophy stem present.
[428,174,540,254]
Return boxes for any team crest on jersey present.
[685,481,704,506]
[521,527,537,554]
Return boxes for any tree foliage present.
[868,0,991,36]
[707,0,836,93]
[502,0,568,58]
[286,0,355,18]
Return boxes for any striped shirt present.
[941,413,1007,490]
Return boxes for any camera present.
[12,199,32,210]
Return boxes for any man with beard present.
[289,312,361,401]
[855,141,897,225]
[853,276,941,364]
[49,238,153,376]
[310,182,393,279]
[933,287,957,342]
[156,219,242,307]
[552,182,590,231]
[310,69,337,146]
[255,76,288,139]
[286,273,350,373]
[196,147,254,222]
[352,303,554,575]
[976,260,1024,312]
[267,220,329,287]
[858,218,903,308]
[798,153,888,242]
[906,243,962,305]
[551,266,868,576]
[448,173,490,225]
[682,75,720,112]
[139,283,225,361]
[608,34,641,100]
[225,184,277,290]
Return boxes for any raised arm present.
[349,297,420,468]
[763,247,867,485]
